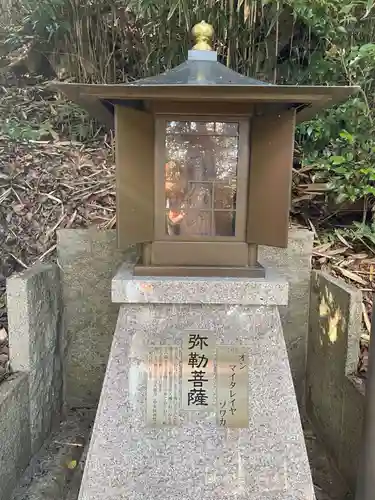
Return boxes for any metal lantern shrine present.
[54,21,358,278]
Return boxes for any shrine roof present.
[50,21,360,128]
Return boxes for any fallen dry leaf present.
[362,302,371,333]
[361,332,370,343]
[292,194,315,204]
[335,267,367,286]
[0,102,115,348]
[358,345,369,377]
[326,247,348,256]
[314,242,333,253]
[0,328,7,344]
[335,231,352,248]
[307,219,319,240]
[313,251,335,259]
[67,460,77,470]
[351,253,368,260]
[299,183,329,192]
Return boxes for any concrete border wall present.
[57,227,314,409]
[7,263,63,454]
[0,264,62,500]
[0,373,30,500]
[306,270,365,491]
[57,229,130,409]
[259,227,314,404]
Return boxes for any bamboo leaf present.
[244,0,251,22]
[237,0,245,11]
[167,2,179,22]
[362,302,371,333]
[335,231,352,248]
[335,267,367,286]
[362,0,375,19]
[314,242,333,253]
[326,247,348,256]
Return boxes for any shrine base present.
[78,266,315,500]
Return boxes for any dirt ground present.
[303,418,354,500]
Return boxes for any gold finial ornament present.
[192,21,214,51]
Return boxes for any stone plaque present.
[146,346,180,426]
[182,331,215,411]
[216,346,249,428]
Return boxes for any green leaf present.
[340,4,355,14]
[330,156,346,165]
[339,130,354,143]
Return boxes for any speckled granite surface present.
[111,264,289,306]
[79,277,315,500]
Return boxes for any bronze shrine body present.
[53,21,358,278]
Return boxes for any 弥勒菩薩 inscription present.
[182,332,214,410]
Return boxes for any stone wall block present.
[7,263,63,454]
[260,227,314,403]
[306,270,365,491]
[0,373,31,500]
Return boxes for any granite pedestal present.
[78,264,315,500]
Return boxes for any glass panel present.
[214,211,236,236]
[165,159,185,210]
[185,182,213,209]
[214,183,236,209]
[166,210,214,236]
[166,121,191,134]
[164,121,239,238]
[190,121,215,133]
[210,137,238,180]
[184,210,214,236]
[215,122,239,135]
[166,210,184,236]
